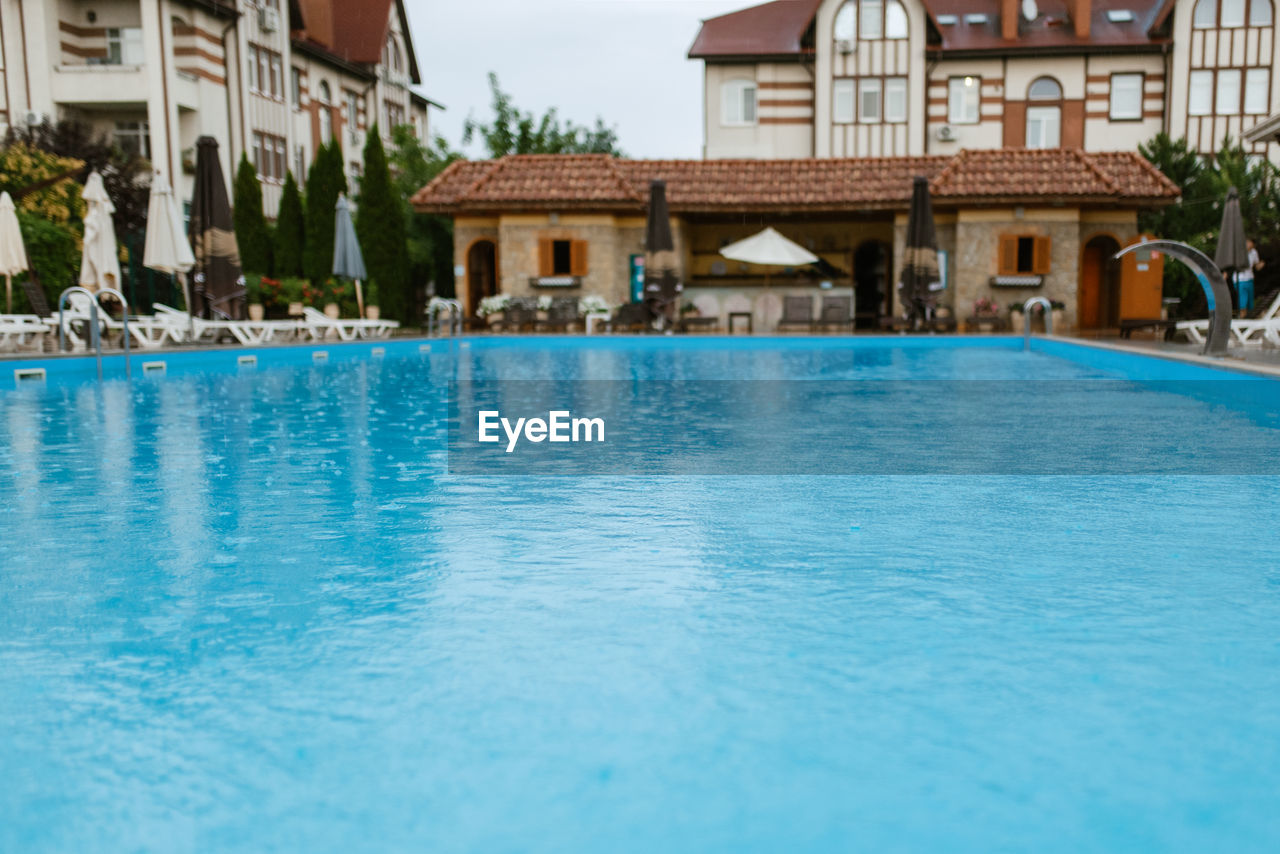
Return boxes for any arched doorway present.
[1079,235,1122,329]
[854,240,891,330]
[466,240,497,317]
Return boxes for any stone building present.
[413,150,1178,332]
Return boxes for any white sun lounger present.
[1177,290,1280,347]
[301,307,398,341]
[0,315,49,351]
[152,304,303,346]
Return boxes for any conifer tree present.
[233,154,271,274]
[355,126,410,320]
[274,171,305,278]
[303,142,347,285]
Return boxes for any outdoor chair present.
[812,296,853,332]
[776,295,814,332]
[494,297,538,332]
[608,302,652,333]
[534,296,580,332]
[1177,289,1280,347]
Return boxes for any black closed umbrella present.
[1214,186,1249,274]
[189,136,245,320]
[898,176,941,327]
[643,180,681,329]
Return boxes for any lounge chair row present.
[0,303,398,353]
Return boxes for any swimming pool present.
[2,337,1279,852]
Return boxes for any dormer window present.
[833,0,909,42]
[965,13,989,24]
[1106,9,1135,22]
[936,14,958,25]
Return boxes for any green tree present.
[274,170,305,278]
[356,125,410,320]
[233,154,272,275]
[304,142,347,286]
[389,125,463,300]
[462,72,623,157]
[15,209,79,310]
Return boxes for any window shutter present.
[998,235,1018,275]
[538,239,553,277]
[570,240,589,277]
[1032,236,1052,275]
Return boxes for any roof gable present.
[689,0,822,59]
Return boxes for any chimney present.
[1073,0,1092,39]
[1002,0,1019,40]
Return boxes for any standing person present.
[1236,238,1263,316]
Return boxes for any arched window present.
[317,80,331,103]
[834,2,856,41]
[721,78,757,126]
[1025,77,1061,149]
[383,36,403,73]
[1195,0,1273,26]
[834,0,907,41]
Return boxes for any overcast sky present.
[407,0,750,159]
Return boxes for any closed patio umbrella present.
[143,171,196,333]
[332,194,366,318]
[1214,186,1249,274]
[0,191,29,314]
[189,136,245,319]
[644,180,681,328]
[79,171,122,294]
[898,176,942,326]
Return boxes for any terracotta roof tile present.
[688,0,822,59]
[412,150,1179,214]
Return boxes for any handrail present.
[1022,296,1052,351]
[57,286,133,380]
[427,297,463,337]
[1113,238,1232,356]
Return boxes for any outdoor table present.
[728,312,753,334]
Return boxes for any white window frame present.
[1025,106,1061,149]
[833,79,856,124]
[834,2,857,41]
[1244,68,1270,114]
[1109,73,1143,120]
[113,120,151,159]
[1188,70,1214,116]
[884,77,907,123]
[721,79,757,126]
[859,78,882,122]
[948,76,980,124]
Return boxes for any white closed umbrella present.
[79,171,122,293]
[143,171,197,334]
[0,191,29,314]
[719,227,819,267]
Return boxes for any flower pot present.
[365,305,380,320]
[1051,309,1064,333]
[248,303,265,322]
[324,302,341,319]
[1009,313,1023,333]
[287,301,305,318]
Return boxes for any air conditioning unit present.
[835,38,855,54]
[23,110,46,127]
[935,124,956,142]
[259,7,280,33]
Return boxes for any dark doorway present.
[1079,235,1121,329]
[466,240,497,317]
[854,241,890,330]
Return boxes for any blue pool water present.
[2,337,1279,852]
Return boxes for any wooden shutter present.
[537,239,554,277]
[1032,236,1052,275]
[997,235,1018,275]
[570,240,589,277]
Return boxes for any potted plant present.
[477,294,510,327]
[536,294,552,322]
[1050,299,1066,332]
[972,297,1001,332]
[1008,301,1024,333]
[365,281,380,320]
[244,273,266,321]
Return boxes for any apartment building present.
[691,0,1279,163]
[0,0,434,212]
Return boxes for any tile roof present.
[688,0,822,59]
[411,150,1179,214]
[688,0,1169,59]
[294,0,421,83]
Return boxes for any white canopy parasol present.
[79,171,122,293]
[719,227,819,267]
[0,191,30,313]
[143,171,195,276]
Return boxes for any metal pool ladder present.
[1022,296,1053,351]
[58,286,133,380]
[426,297,463,337]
